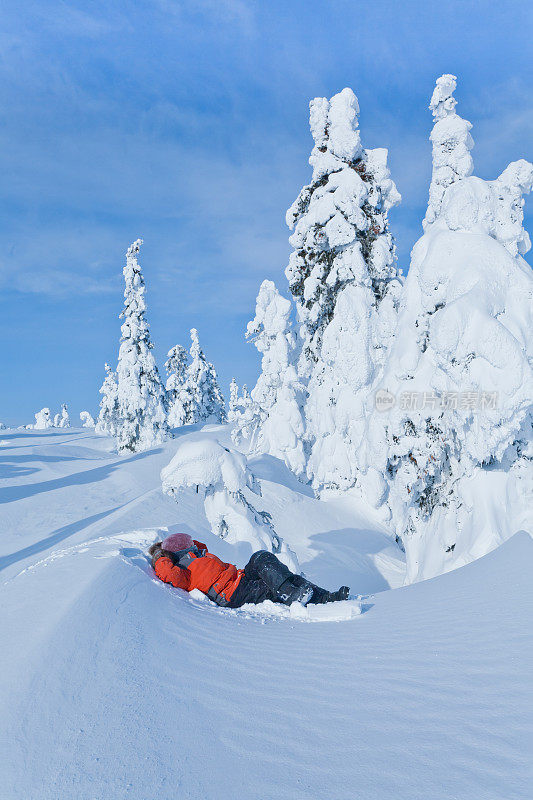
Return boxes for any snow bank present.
[1,483,530,800]
[188,588,362,622]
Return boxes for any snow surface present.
[1,427,531,799]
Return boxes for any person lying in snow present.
[148,533,350,608]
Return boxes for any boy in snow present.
[148,533,349,608]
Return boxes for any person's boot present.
[331,586,350,602]
[307,585,350,604]
[276,577,314,606]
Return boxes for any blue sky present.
[1,0,531,425]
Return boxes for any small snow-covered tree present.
[34,408,52,429]
[115,239,170,452]
[227,378,240,422]
[54,403,70,428]
[285,87,402,491]
[95,363,119,436]
[241,384,250,405]
[235,280,305,476]
[423,74,474,229]
[161,437,298,570]
[231,384,258,444]
[184,328,226,424]
[165,344,189,428]
[373,75,533,582]
[80,411,95,428]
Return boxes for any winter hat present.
[162,533,194,553]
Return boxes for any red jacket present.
[153,540,243,605]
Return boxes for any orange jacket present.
[153,540,244,605]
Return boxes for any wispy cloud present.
[155,0,256,35]
[1,0,531,423]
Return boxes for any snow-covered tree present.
[115,239,170,452]
[79,411,95,428]
[95,363,119,436]
[165,344,189,428]
[54,403,70,428]
[372,76,533,582]
[285,87,402,491]
[227,378,240,422]
[235,280,305,476]
[231,384,257,444]
[183,328,226,424]
[423,74,474,229]
[34,408,52,429]
[161,437,298,570]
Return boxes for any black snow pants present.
[228,550,329,609]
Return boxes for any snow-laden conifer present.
[285,87,402,491]
[184,328,226,424]
[231,384,257,444]
[423,74,474,229]
[227,378,240,422]
[80,411,95,428]
[115,240,170,452]
[34,408,52,429]
[234,280,305,476]
[373,76,533,581]
[95,364,119,436]
[165,344,189,428]
[54,404,70,428]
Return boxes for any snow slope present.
[1,429,531,799]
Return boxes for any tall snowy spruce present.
[373,75,533,581]
[285,87,402,492]
[165,344,189,428]
[115,240,170,452]
[233,280,305,476]
[95,363,119,436]
[184,328,226,424]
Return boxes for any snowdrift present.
[0,429,531,800]
[1,523,531,799]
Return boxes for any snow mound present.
[162,437,252,494]
[2,514,531,800]
[0,430,530,800]
[186,588,363,623]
